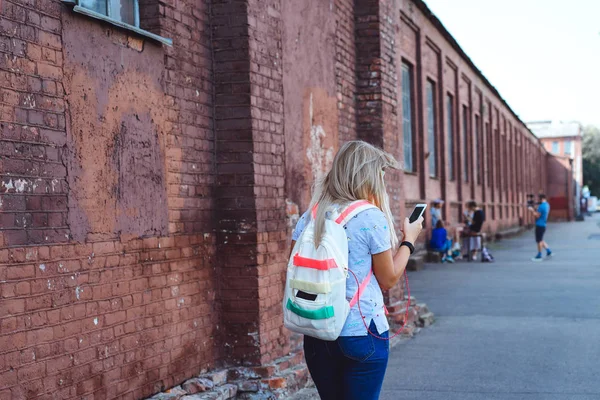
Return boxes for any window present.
[474,115,480,184]
[552,141,559,154]
[446,94,454,181]
[486,123,492,187]
[64,0,172,45]
[426,80,437,177]
[401,63,414,172]
[462,106,469,182]
[79,0,139,26]
[564,140,573,156]
[495,128,500,189]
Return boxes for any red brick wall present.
[0,0,68,247]
[540,136,583,187]
[1,0,222,398]
[396,0,553,232]
[546,154,574,221]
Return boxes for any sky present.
[424,0,600,127]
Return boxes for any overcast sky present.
[424,0,600,127]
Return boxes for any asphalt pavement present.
[382,213,600,400]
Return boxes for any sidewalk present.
[381,213,600,399]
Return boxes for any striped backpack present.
[283,200,377,340]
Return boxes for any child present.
[430,220,454,263]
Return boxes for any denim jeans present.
[432,238,452,254]
[303,320,389,400]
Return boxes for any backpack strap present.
[349,269,372,308]
[310,203,318,220]
[338,200,378,309]
[310,200,375,224]
[335,200,377,226]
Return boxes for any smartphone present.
[409,203,427,223]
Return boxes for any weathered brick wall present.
[245,0,288,366]
[335,0,358,144]
[0,0,68,247]
[212,0,288,367]
[398,0,556,233]
[1,0,221,399]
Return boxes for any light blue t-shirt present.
[536,202,550,227]
[292,206,391,337]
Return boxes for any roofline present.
[413,0,542,145]
[526,120,553,125]
[537,135,582,140]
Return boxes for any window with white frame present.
[63,0,172,45]
[79,0,139,26]
[426,80,437,177]
[446,94,454,181]
[552,141,559,154]
[401,62,415,173]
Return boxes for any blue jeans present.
[303,320,389,400]
[432,238,452,254]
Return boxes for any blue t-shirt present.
[536,202,550,227]
[292,206,391,337]
[430,227,447,250]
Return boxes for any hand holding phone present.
[404,204,426,243]
[409,204,427,223]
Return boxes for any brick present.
[40,16,61,33]
[17,361,46,382]
[39,31,61,49]
[0,299,25,317]
[127,36,144,52]
[262,376,286,390]
[26,294,51,311]
[36,63,62,80]
[15,281,31,295]
[0,369,17,388]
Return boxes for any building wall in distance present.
[540,136,583,187]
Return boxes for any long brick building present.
[0,0,574,398]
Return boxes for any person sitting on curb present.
[430,220,454,263]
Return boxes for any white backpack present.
[283,200,377,340]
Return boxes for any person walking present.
[289,141,424,400]
[529,193,552,262]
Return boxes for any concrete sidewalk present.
[382,213,600,400]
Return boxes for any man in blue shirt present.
[528,193,552,261]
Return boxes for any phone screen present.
[409,206,425,223]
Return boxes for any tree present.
[582,125,600,196]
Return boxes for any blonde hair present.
[308,140,400,248]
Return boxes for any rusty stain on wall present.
[306,91,335,183]
[62,13,168,241]
[282,0,338,212]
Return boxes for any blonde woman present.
[290,141,423,400]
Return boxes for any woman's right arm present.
[372,216,423,291]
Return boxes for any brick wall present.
[335,0,358,143]
[0,0,68,247]
[1,0,222,398]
